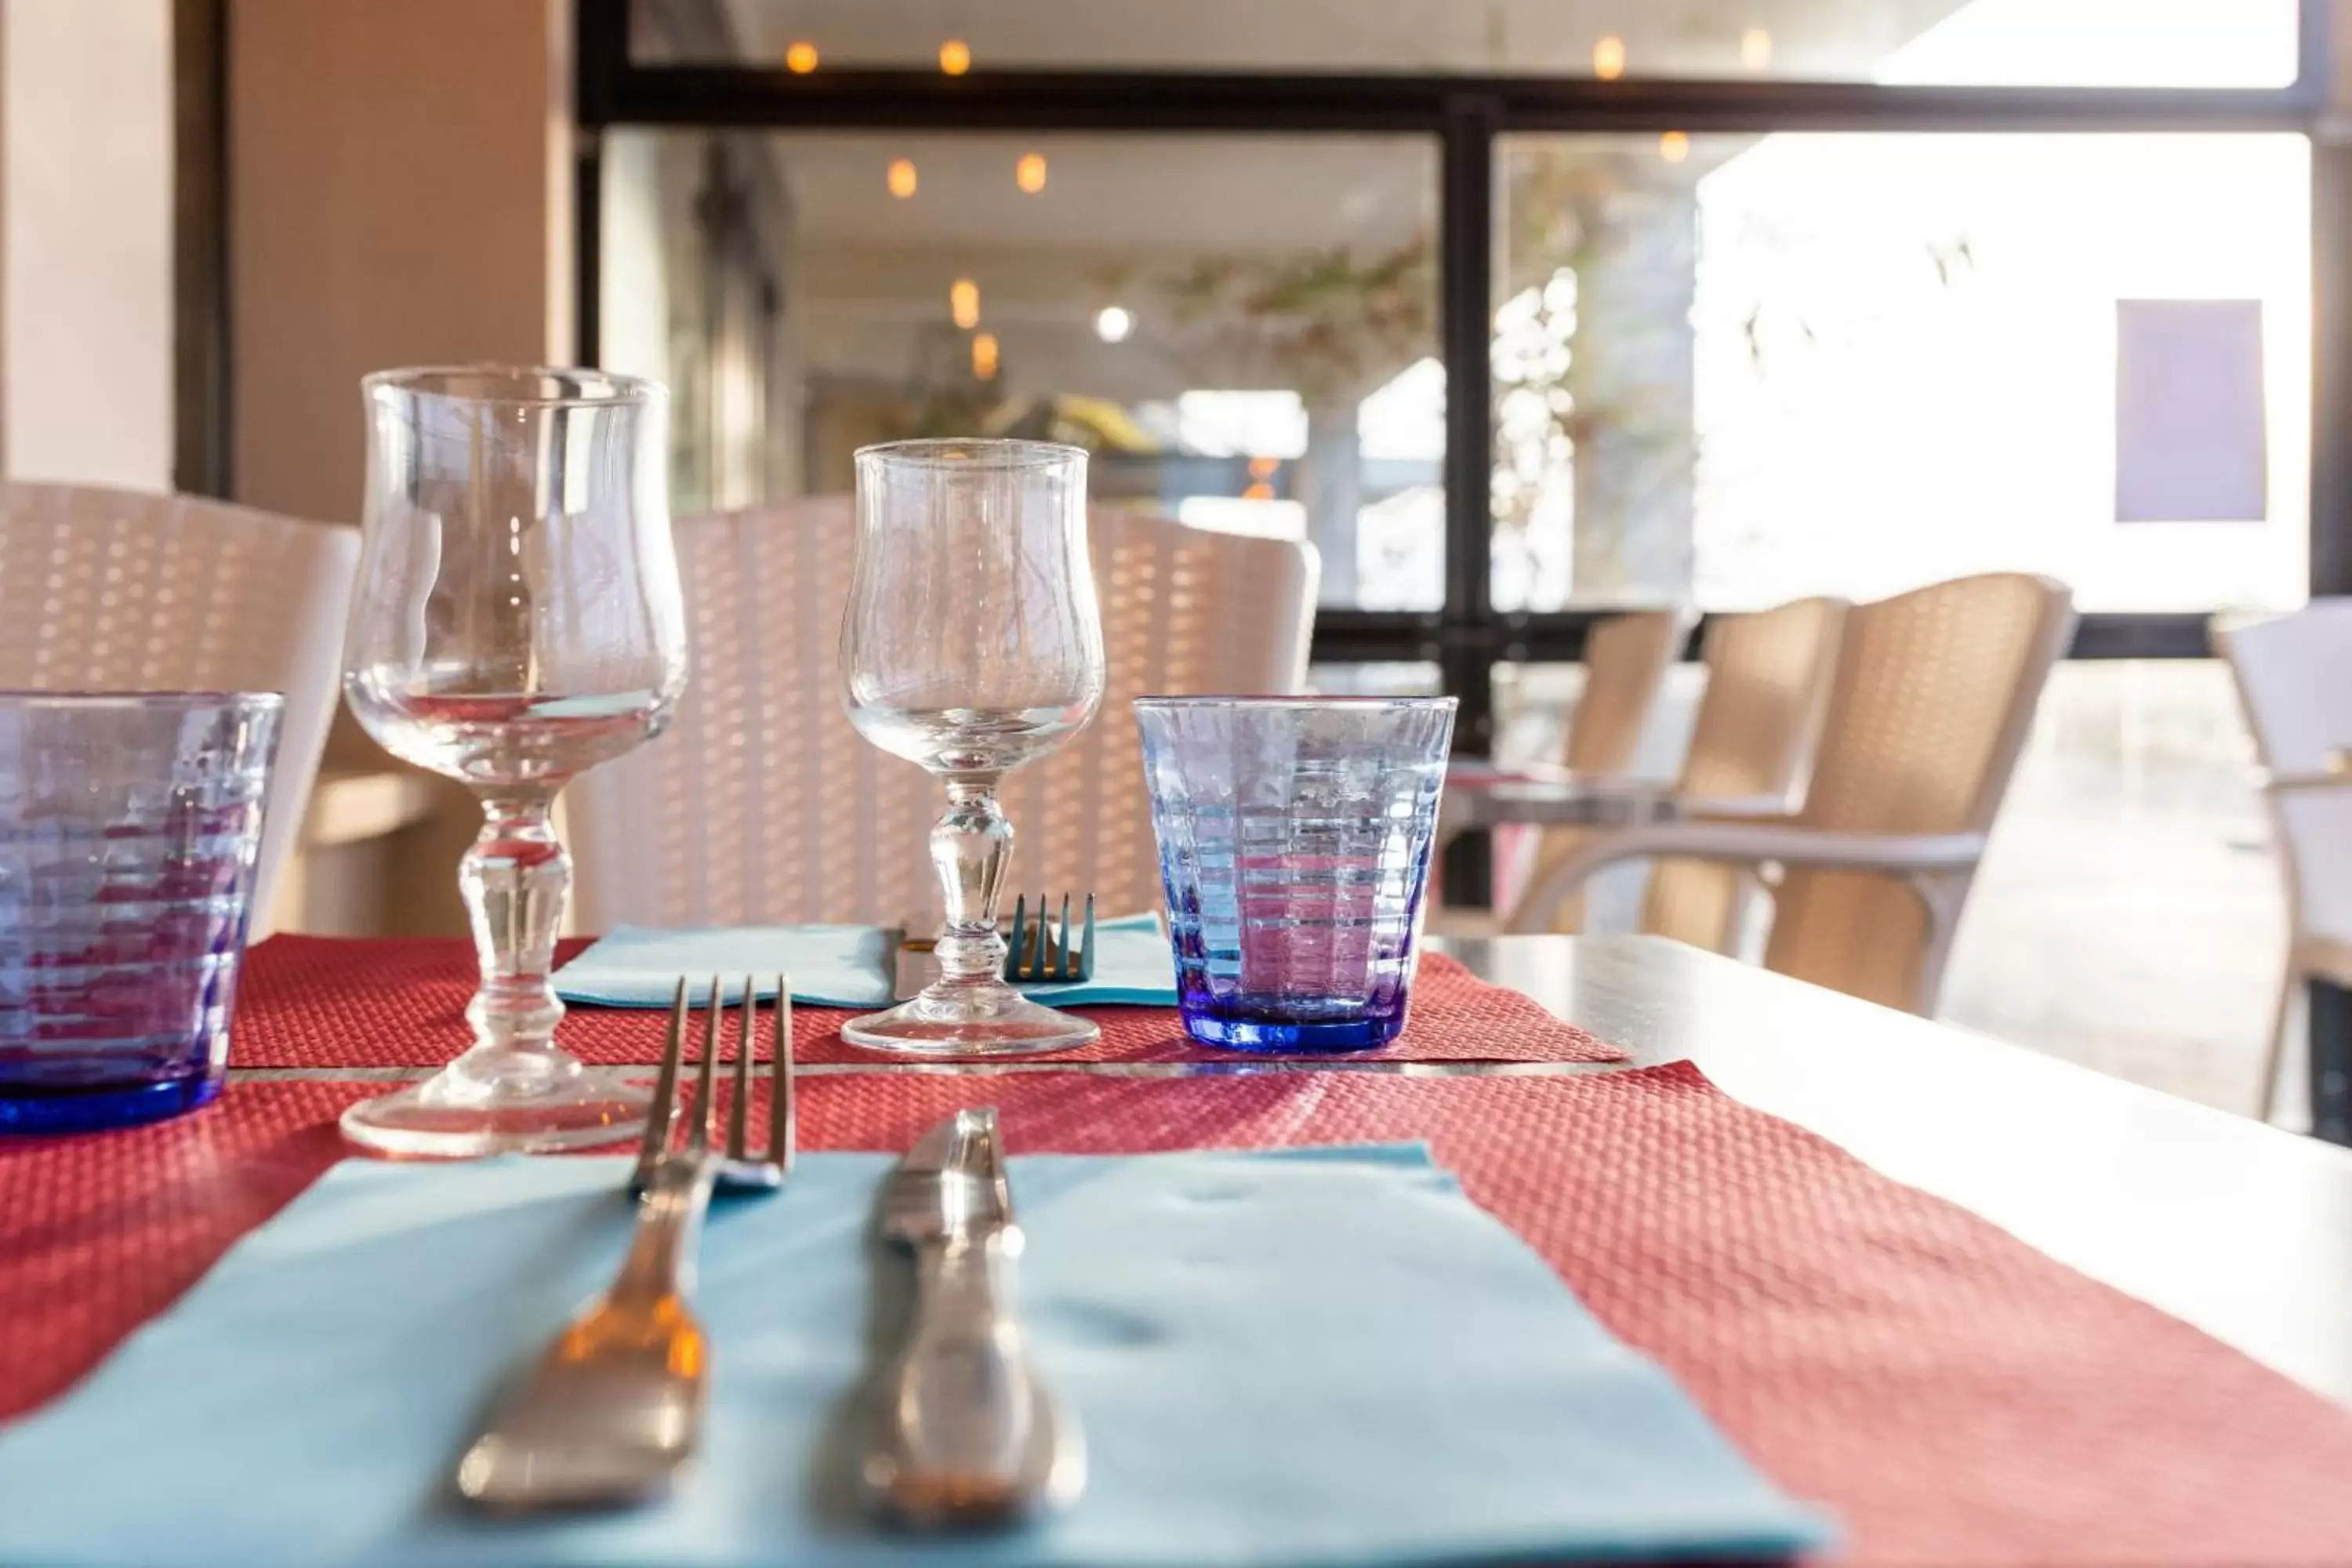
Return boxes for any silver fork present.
[456,974,795,1512]
[1004,892,1096,984]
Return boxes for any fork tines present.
[1004,893,1096,985]
[633,974,794,1195]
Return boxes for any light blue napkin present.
[554,914,1179,1010]
[0,1145,1826,1568]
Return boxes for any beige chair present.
[2216,601,2352,1121]
[1562,608,1690,775]
[568,499,1319,929]
[1506,601,1847,943]
[1490,608,1690,933]
[1637,596,1849,952]
[1508,574,2075,1014]
[0,483,360,936]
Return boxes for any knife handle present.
[866,1225,1075,1527]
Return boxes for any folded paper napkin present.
[554,913,1179,1009]
[0,1145,1824,1568]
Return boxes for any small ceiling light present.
[939,38,971,75]
[972,332,1000,380]
[1094,305,1133,343]
[950,278,981,330]
[1592,35,1627,80]
[1659,130,1691,163]
[1740,28,1773,71]
[1015,152,1048,194]
[887,158,918,198]
[785,40,818,74]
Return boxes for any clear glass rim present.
[855,437,1086,472]
[363,364,664,409]
[1133,695,1458,710]
[0,690,284,711]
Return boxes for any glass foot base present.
[1179,1007,1405,1054]
[340,1058,648,1158]
[843,986,1100,1058]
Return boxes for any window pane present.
[632,0,2297,85]
[1309,662,1445,696]
[601,129,1439,611]
[1944,661,2274,1112]
[1493,132,2310,613]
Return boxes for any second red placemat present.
[228,935,1624,1069]
[9,1066,2352,1566]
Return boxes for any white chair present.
[568,499,1319,930]
[2216,601,2352,1122]
[0,484,359,936]
[1508,574,2075,1015]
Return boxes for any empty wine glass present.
[840,439,1105,1055]
[340,366,688,1155]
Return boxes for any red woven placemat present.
[227,935,1624,1068]
[9,1066,2352,1565]
[0,1082,354,1425]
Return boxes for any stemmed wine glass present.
[840,440,1106,1055]
[339,366,688,1155]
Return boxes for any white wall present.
[2,0,173,491]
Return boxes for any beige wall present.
[2,0,173,490]
[231,0,575,933]
[230,0,572,524]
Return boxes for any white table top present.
[1443,934,2352,1407]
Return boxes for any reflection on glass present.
[601,129,1441,610]
[633,0,2296,85]
[1495,131,2310,613]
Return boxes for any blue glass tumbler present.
[1136,695,1456,1052]
[0,692,282,1132]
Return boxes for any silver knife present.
[864,1108,1086,1528]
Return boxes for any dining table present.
[8,930,2352,1565]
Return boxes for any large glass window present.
[630,0,2299,86]
[600,129,1441,611]
[590,0,2328,1109]
[1494,131,2312,613]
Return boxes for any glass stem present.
[931,780,1011,989]
[453,787,574,1093]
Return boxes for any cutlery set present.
[458,975,1082,1530]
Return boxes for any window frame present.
[574,0,2341,756]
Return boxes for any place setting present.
[16,363,2352,1568]
[0,375,1820,1566]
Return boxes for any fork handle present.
[456,1154,720,1511]
[609,1154,720,1308]
[868,1229,1044,1519]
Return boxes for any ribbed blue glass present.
[1136,696,1455,1053]
[0,692,281,1132]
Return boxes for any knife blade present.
[878,1107,1009,1242]
[863,1109,1085,1528]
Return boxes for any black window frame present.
[574,0,2343,759]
